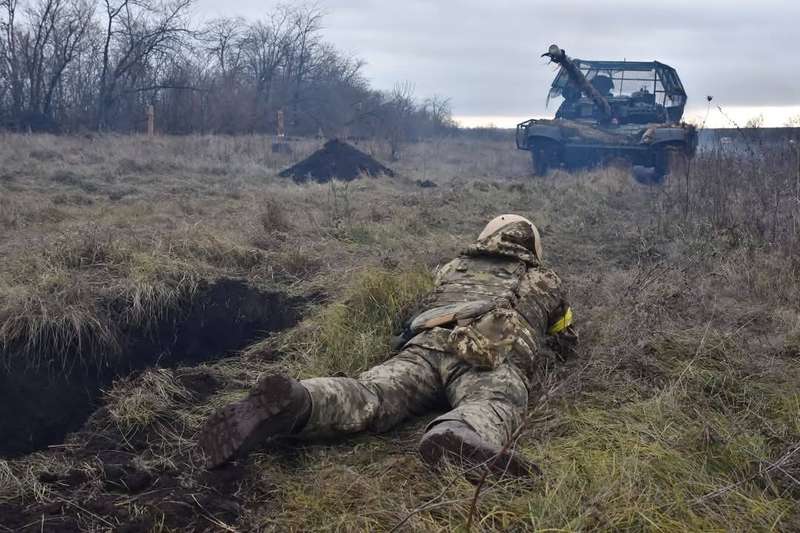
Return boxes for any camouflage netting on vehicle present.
[545,119,650,145]
[279,139,395,182]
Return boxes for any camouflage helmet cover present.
[478,214,543,260]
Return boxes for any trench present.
[0,278,302,458]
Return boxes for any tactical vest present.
[407,253,545,373]
[425,255,526,309]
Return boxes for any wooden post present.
[146,104,155,137]
[276,109,285,138]
[272,109,290,154]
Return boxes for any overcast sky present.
[195,0,800,127]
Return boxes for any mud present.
[0,457,251,532]
[0,278,302,458]
[279,139,395,182]
[0,378,262,532]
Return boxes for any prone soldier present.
[199,214,577,477]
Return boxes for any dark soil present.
[279,139,395,182]
[0,278,303,458]
[0,362,267,532]
[0,453,252,532]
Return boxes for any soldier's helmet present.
[478,214,542,260]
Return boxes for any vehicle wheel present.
[653,145,684,183]
[529,140,561,176]
[531,150,548,176]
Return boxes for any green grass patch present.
[517,392,797,531]
[283,267,434,377]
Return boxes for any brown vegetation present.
[0,134,798,531]
[0,2,455,139]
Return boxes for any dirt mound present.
[279,139,394,182]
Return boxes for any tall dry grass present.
[0,134,524,371]
[657,143,800,253]
[0,134,798,531]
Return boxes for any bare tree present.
[97,0,192,129]
[243,14,290,101]
[0,0,93,129]
[385,81,416,160]
[19,0,63,120]
[423,95,454,135]
[0,2,453,136]
[200,16,244,78]
[39,0,93,120]
[285,3,322,129]
[1,0,23,121]
[0,30,6,108]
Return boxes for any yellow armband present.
[547,307,573,335]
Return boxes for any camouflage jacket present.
[404,221,576,377]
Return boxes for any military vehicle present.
[516,45,697,181]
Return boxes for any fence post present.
[146,104,155,137]
[272,109,290,154]
[276,109,285,138]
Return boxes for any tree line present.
[0,0,456,140]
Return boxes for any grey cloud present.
[196,0,800,117]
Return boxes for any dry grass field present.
[0,133,799,531]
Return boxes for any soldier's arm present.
[517,268,579,360]
[433,258,459,285]
[543,268,579,359]
[545,299,578,360]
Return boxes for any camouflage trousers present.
[298,345,528,448]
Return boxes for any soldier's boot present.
[198,373,311,469]
[418,421,541,479]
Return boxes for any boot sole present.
[419,427,539,479]
[198,374,294,469]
